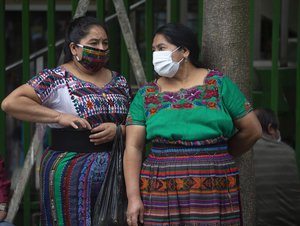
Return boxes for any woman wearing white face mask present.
[152,46,184,78]
[124,23,262,226]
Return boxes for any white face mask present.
[276,130,281,142]
[152,47,184,78]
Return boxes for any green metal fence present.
[0,0,299,224]
[251,0,300,171]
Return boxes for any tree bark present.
[6,124,47,223]
[201,1,255,225]
[73,0,90,19]
[112,0,147,87]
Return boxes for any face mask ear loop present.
[171,46,181,54]
[178,58,184,64]
[74,44,82,61]
[172,46,184,63]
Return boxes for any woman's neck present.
[62,62,112,88]
[160,67,208,89]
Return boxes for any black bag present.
[92,126,128,226]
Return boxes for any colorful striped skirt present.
[140,143,242,226]
[39,148,110,226]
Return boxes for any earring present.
[75,56,80,61]
[184,58,188,63]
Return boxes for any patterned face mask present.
[76,44,109,73]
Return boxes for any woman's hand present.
[0,210,7,221]
[89,122,117,145]
[126,197,144,226]
[55,113,91,130]
[124,125,146,226]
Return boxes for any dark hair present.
[63,16,108,63]
[154,23,201,68]
[254,108,279,133]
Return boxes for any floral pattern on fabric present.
[127,70,252,143]
[141,73,221,119]
[130,70,251,121]
[28,66,132,128]
[65,71,131,127]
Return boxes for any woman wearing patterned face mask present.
[124,23,262,226]
[1,16,131,225]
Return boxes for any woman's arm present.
[1,84,91,129]
[228,111,262,157]
[124,125,146,226]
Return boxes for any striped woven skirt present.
[140,143,242,226]
[39,148,110,226]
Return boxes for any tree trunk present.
[201,1,255,225]
[6,124,47,223]
[73,0,90,18]
[112,0,147,87]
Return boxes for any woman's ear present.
[69,42,77,56]
[267,123,277,139]
[181,47,190,59]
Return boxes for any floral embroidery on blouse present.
[65,71,131,126]
[141,70,222,118]
[28,67,131,128]
[244,101,252,112]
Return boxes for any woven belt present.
[50,128,113,152]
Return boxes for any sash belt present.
[50,128,113,152]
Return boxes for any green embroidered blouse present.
[126,70,252,145]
